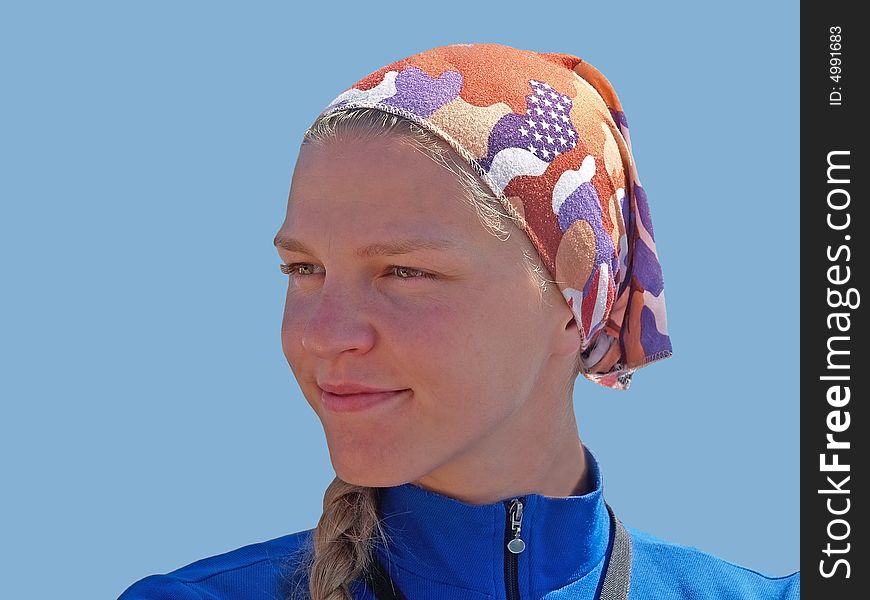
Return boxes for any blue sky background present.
[1,2,799,598]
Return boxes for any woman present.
[118,43,799,599]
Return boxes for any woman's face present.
[276,134,581,492]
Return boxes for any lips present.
[319,382,402,395]
[319,386,409,413]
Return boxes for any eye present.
[279,262,323,277]
[391,266,436,281]
[279,263,436,282]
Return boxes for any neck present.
[411,391,590,504]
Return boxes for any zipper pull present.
[507,499,526,554]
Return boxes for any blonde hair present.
[284,107,584,600]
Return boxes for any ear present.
[552,306,583,359]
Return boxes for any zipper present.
[503,497,526,600]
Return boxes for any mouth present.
[319,388,410,413]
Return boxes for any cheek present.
[382,296,517,402]
[373,294,458,357]
[280,289,308,364]
[397,293,521,370]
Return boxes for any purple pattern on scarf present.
[634,184,655,240]
[479,80,578,171]
[382,67,462,118]
[609,108,628,130]
[640,305,671,357]
[557,182,617,293]
[631,239,664,296]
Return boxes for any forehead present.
[283,136,481,239]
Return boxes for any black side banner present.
[802,4,866,597]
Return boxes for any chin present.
[328,448,420,488]
[332,465,408,489]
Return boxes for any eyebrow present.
[273,233,459,258]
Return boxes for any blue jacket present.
[118,450,799,599]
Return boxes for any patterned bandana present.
[311,42,672,390]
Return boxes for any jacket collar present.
[373,444,611,597]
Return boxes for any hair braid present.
[307,478,383,599]
[283,477,386,600]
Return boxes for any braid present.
[283,477,386,600]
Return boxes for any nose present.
[298,285,377,359]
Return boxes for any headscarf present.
[312,43,672,390]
